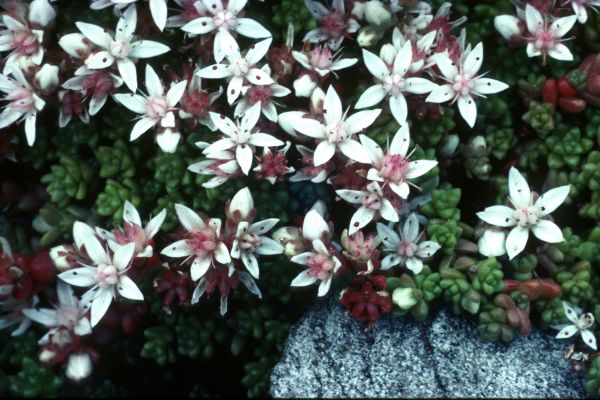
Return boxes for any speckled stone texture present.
[269,298,586,398]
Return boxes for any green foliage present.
[472,258,504,296]
[545,126,594,170]
[141,326,177,366]
[41,155,96,208]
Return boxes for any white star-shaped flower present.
[522,4,577,63]
[477,167,570,260]
[292,45,358,77]
[303,0,360,51]
[554,302,597,350]
[0,14,44,73]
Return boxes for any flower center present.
[452,74,474,96]
[96,263,118,287]
[310,46,333,69]
[82,71,115,98]
[534,29,556,51]
[397,240,419,257]
[512,206,540,228]
[239,232,261,253]
[247,85,272,105]
[383,74,406,96]
[379,153,409,182]
[57,306,80,329]
[12,30,39,56]
[214,10,236,30]
[362,192,382,210]
[306,253,335,280]
[145,96,168,118]
[577,314,594,330]
[186,227,218,256]
[231,58,249,76]
[109,39,131,58]
[6,88,35,113]
[326,121,349,143]
[319,13,346,38]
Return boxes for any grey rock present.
[270,298,586,398]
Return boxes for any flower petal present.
[405,160,438,179]
[402,213,420,242]
[290,269,318,287]
[175,204,205,231]
[535,185,570,217]
[463,42,483,76]
[355,84,386,109]
[345,109,382,135]
[508,167,531,208]
[190,256,211,281]
[255,237,284,255]
[473,78,509,95]
[555,325,578,339]
[477,205,517,227]
[582,329,598,350]
[235,18,272,39]
[339,139,372,164]
[130,118,156,141]
[161,239,193,258]
[149,0,168,31]
[113,242,135,270]
[241,252,259,278]
[457,95,477,128]
[531,220,564,243]
[317,276,332,297]
[117,275,144,300]
[349,207,375,235]
[303,209,329,241]
[506,226,529,260]
[323,85,343,126]
[90,288,113,327]
[123,200,141,226]
[405,257,424,274]
[426,84,454,103]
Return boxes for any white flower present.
[376,213,441,274]
[160,204,231,280]
[555,302,597,350]
[292,45,358,77]
[187,146,241,188]
[566,0,600,24]
[23,282,92,341]
[61,68,124,117]
[477,228,507,257]
[303,0,360,51]
[114,64,187,151]
[359,124,438,199]
[356,41,437,124]
[288,144,333,183]
[65,352,93,382]
[58,222,143,327]
[278,85,380,166]
[477,167,570,260]
[426,42,509,127]
[337,182,399,235]
[197,37,274,105]
[181,0,272,63]
[389,27,437,73]
[522,4,577,63]
[234,65,290,122]
[76,6,170,92]
[90,1,169,31]
[290,210,341,297]
[0,15,44,73]
[228,188,284,278]
[202,102,284,175]
[29,0,57,27]
[0,66,46,145]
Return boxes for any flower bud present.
[272,227,303,257]
[66,353,92,382]
[357,26,380,47]
[310,86,325,115]
[379,44,397,66]
[49,245,72,271]
[29,0,57,27]
[478,229,507,257]
[365,1,393,28]
[293,74,317,97]
[494,15,522,40]
[392,287,418,310]
[35,64,59,91]
[59,33,93,59]
[156,128,181,153]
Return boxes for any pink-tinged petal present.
[336,189,366,204]
[87,51,115,69]
[345,109,382,135]
[202,138,236,154]
[292,51,311,69]
[435,55,457,80]
[166,80,188,107]
[359,134,384,163]
[146,209,167,238]
[190,256,211,280]
[303,28,329,44]
[390,123,410,156]
[402,213,420,242]
[426,84,454,103]
[241,252,259,278]
[246,37,272,65]
[248,132,284,147]
[117,59,137,93]
[241,101,262,130]
[303,209,329,241]
[117,275,143,300]
[349,207,375,235]
[463,42,484,76]
[458,95,477,128]
[582,329,598,350]
[0,109,21,129]
[317,276,332,296]
[313,141,336,166]
[508,167,532,208]
[145,64,164,97]
[355,84,386,109]
[181,17,216,34]
[389,95,408,124]
[323,85,343,126]
[149,0,168,31]
[58,267,99,287]
[130,118,156,141]
[255,237,283,255]
[531,220,564,243]
[562,302,580,325]
[161,239,193,257]
[506,226,529,260]
[56,281,76,308]
[114,93,146,114]
[73,318,92,336]
[113,242,135,270]
[555,325,578,339]
[208,111,236,136]
[246,68,274,85]
[90,288,113,327]
[380,199,399,222]
[363,49,390,81]
[339,139,372,164]
[236,144,254,175]
[76,22,112,48]
[551,15,577,37]
[405,77,437,94]
[123,200,141,226]
[331,57,358,71]
[477,205,517,227]
[22,308,58,327]
[547,43,574,61]
[494,15,522,40]
[229,187,254,218]
[393,41,412,76]
[405,159,437,179]
[416,241,441,258]
[525,4,543,34]
[227,75,244,104]
[535,185,570,217]
[2,15,25,30]
[175,204,205,231]
[473,78,508,95]
[389,182,409,199]
[235,18,272,39]
[198,63,232,79]
[290,269,318,287]
[214,28,239,63]
[367,168,383,182]
[405,257,424,274]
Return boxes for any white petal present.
[582,329,598,350]
[506,226,529,260]
[405,257,424,274]
[22,308,58,327]
[227,75,244,104]
[390,123,410,156]
[359,134,384,163]
[355,84,386,109]
[181,17,216,34]
[293,118,326,139]
[241,252,259,278]
[555,325,578,339]
[117,275,144,300]
[175,204,205,231]
[362,49,389,80]
[376,222,401,249]
[291,269,318,287]
[531,220,564,243]
[478,229,507,257]
[494,15,522,40]
[255,237,284,255]
[473,78,509,95]
[457,95,477,128]
[190,256,211,280]
[313,141,336,166]
[76,22,111,48]
[303,209,329,241]
[381,253,401,270]
[235,18,272,39]
[199,63,232,79]
[113,242,135,270]
[245,37,272,65]
[215,242,232,264]
[166,80,188,107]
[436,55,457,80]
[463,42,484,76]
[339,139,372,164]
[405,77,437,94]
[248,133,284,147]
[476,205,517,227]
[389,95,408,124]
[87,51,115,69]
[548,43,574,62]
[149,0,168,31]
[90,288,113,327]
[345,109,382,135]
[402,213,420,241]
[230,187,254,218]
[238,271,262,299]
[249,218,278,234]
[114,93,146,114]
[191,279,207,304]
[389,182,410,199]
[426,84,454,103]
[323,85,343,126]
[123,200,142,226]
[236,144,254,175]
[535,185,570,217]
[416,241,441,258]
[82,233,110,265]
[551,15,577,38]
[214,28,239,63]
[130,118,156,141]
[525,4,543,34]
[508,167,532,208]
[317,276,332,297]
[405,159,438,179]
[130,40,170,59]
[161,239,193,258]
[380,199,399,222]
[349,207,375,235]
[562,302,580,325]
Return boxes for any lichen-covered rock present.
[270,299,586,398]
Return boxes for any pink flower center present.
[379,153,409,182]
[383,74,406,97]
[397,240,419,257]
[11,30,39,56]
[110,39,131,58]
[310,46,333,69]
[534,29,557,51]
[326,121,349,143]
[452,74,474,96]
[96,264,118,287]
[61,92,85,118]
[115,223,148,254]
[306,253,335,280]
[362,192,382,210]
[57,305,80,329]
[231,58,249,76]
[186,227,218,256]
[239,232,261,253]
[5,88,35,113]
[319,13,347,39]
[182,88,211,117]
[214,10,236,30]
[145,96,168,118]
[247,85,272,105]
[82,71,115,98]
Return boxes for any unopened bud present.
[35,64,59,91]
[392,287,418,310]
[365,1,393,28]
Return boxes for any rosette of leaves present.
[421,186,461,221]
[242,355,278,398]
[286,181,333,218]
[366,110,399,147]
[175,315,228,361]
[41,155,96,208]
[2,358,62,397]
[485,126,516,159]
[95,139,137,179]
[522,102,556,138]
[388,266,442,321]
[413,107,456,147]
[472,258,504,296]
[95,179,142,222]
[439,266,481,315]
[427,219,463,255]
[461,136,492,180]
[586,357,600,398]
[465,2,514,43]
[584,111,600,143]
[228,304,275,356]
[253,181,290,225]
[271,0,315,37]
[140,326,176,366]
[545,126,593,170]
[476,96,511,128]
[536,298,570,330]
[555,261,595,306]
[517,139,549,172]
[33,203,92,247]
[510,254,538,281]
